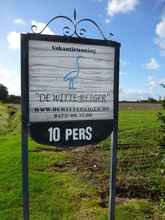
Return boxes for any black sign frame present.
[21,33,120,147]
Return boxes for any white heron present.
[64,56,82,90]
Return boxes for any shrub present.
[0,84,8,101]
[157,112,165,147]
[7,95,20,104]
[161,98,165,109]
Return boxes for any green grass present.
[0,134,22,220]
[0,103,165,219]
[0,134,109,220]
[0,104,10,135]
[116,199,153,220]
[117,109,165,199]
[119,109,161,145]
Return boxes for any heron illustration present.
[64,56,82,90]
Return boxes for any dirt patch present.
[71,146,110,207]
[119,102,162,111]
[45,145,110,207]
[116,182,161,201]
[116,197,129,204]
[30,147,67,153]
[33,144,163,206]
[48,162,71,172]
[47,145,110,182]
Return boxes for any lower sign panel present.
[29,120,113,147]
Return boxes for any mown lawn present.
[0,103,165,219]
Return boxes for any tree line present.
[0,84,20,104]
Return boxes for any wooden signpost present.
[21,10,120,220]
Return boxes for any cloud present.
[145,58,160,70]
[31,20,54,35]
[147,75,165,93]
[148,75,157,93]
[156,16,165,38]
[159,78,165,84]
[7,31,20,50]
[120,71,127,76]
[13,18,26,25]
[120,74,165,101]
[107,0,139,16]
[119,88,150,101]
[155,16,165,52]
[121,59,131,66]
[105,18,111,24]
[0,64,20,95]
[7,21,54,50]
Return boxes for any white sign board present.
[29,40,115,122]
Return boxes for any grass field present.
[0,102,165,219]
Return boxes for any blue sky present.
[0,0,165,100]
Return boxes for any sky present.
[0,0,165,101]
